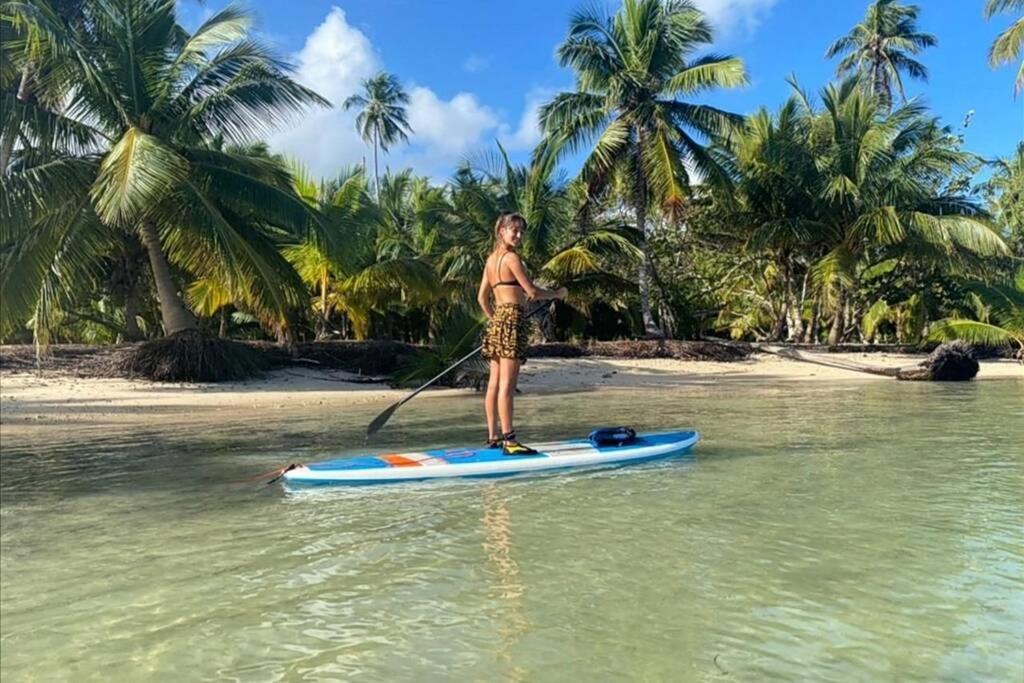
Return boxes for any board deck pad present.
[284,430,699,486]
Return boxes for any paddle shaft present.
[367,302,550,436]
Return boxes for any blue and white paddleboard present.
[283,430,699,486]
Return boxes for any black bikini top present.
[490,251,521,288]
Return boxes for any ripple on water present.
[1,380,1022,681]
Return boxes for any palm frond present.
[91,127,189,226]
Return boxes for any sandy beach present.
[1,351,1019,428]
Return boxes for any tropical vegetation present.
[2,0,1021,380]
[985,0,1024,95]
[826,0,936,105]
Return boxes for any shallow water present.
[1,379,1022,681]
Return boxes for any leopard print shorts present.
[482,303,529,363]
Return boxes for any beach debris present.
[893,341,980,381]
[119,329,269,382]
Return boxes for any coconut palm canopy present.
[1,0,327,346]
[539,0,748,336]
[985,0,1024,94]
[343,71,413,198]
[0,0,1019,372]
[825,0,936,104]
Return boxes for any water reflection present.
[481,485,529,681]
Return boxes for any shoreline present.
[2,352,1020,428]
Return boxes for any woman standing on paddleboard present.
[477,213,567,455]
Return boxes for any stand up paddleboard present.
[283,430,699,486]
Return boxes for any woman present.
[477,213,567,455]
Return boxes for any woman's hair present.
[492,213,527,250]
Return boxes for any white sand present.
[1,351,1019,428]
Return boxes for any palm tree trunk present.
[118,236,146,342]
[139,220,197,335]
[770,302,789,341]
[788,269,808,342]
[218,308,228,338]
[0,131,15,175]
[827,288,846,346]
[633,129,663,339]
[769,255,790,341]
[318,271,329,340]
[846,301,858,343]
[806,296,821,343]
[373,129,380,202]
[122,287,143,341]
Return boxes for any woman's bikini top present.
[490,251,521,288]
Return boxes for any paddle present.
[367,302,550,437]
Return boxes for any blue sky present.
[180,0,1022,180]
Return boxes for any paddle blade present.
[367,401,400,437]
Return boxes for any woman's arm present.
[506,253,567,301]
[477,269,494,319]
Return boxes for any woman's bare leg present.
[485,359,501,441]
[497,358,520,437]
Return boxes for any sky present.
[180,0,1023,181]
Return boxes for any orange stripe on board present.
[381,454,422,467]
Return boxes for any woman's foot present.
[486,438,501,449]
[501,432,539,456]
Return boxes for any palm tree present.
[715,100,826,340]
[982,142,1024,256]
[789,78,1008,344]
[332,170,441,340]
[344,72,413,200]
[1,1,326,346]
[930,268,1024,356]
[458,140,644,334]
[826,0,937,105]
[986,0,1024,95]
[540,0,747,337]
[282,164,377,339]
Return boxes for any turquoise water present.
[1,378,1022,681]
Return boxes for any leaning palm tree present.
[540,0,747,337]
[826,0,937,105]
[1,2,326,360]
[344,72,413,200]
[985,0,1024,95]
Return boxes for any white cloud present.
[289,7,379,104]
[406,87,499,156]
[269,6,551,179]
[693,0,779,38]
[463,54,490,73]
[268,7,379,176]
[497,89,552,151]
